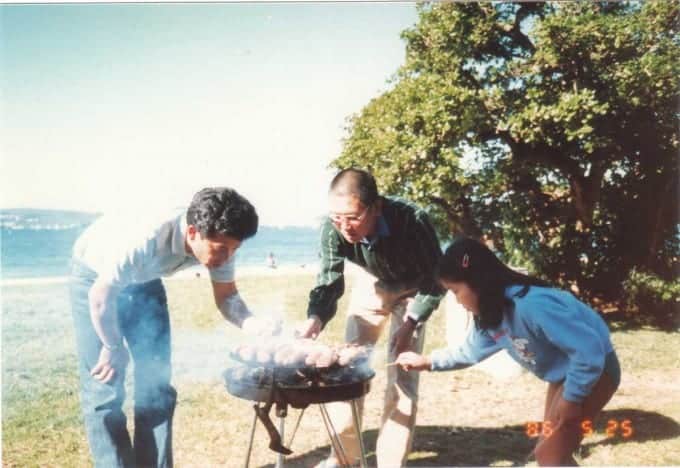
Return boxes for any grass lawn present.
[2,270,679,467]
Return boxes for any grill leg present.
[276,415,285,468]
[319,403,350,467]
[244,406,258,468]
[351,399,368,468]
[286,407,306,448]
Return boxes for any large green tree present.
[334,1,679,309]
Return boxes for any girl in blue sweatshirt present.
[396,237,620,466]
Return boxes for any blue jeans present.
[70,261,176,468]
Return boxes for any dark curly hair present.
[437,237,550,330]
[186,187,258,241]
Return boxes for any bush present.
[622,269,680,329]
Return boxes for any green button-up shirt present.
[307,196,445,326]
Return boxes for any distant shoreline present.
[0,276,71,286]
[0,263,319,287]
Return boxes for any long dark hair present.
[437,237,550,330]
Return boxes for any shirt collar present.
[360,214,390,246]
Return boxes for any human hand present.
[241,316,283,336]
[295,315,322,339]
[395,351,431,372]
[91,345,129,383]
[389,318,417,355]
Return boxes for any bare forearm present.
[219,292,253,327]
[88,282,123,348]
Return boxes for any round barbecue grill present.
[224,359,375,468]
[225,364,375,407]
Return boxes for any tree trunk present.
[645,170,677,271]
[568,163,605,230]
[429,195,483,239]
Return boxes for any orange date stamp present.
[525,419,634,439]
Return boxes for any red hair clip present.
[462,254,470,268]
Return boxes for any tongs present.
[254,403,292,455]
[253,384,293,455]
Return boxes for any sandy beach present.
[0,262,321,287]
[0,276,72,286]
[168,262,321,281]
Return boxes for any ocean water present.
[1,209,321,280]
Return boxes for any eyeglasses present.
[329,205,371,226]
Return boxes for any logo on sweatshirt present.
[491,329,508,340]
[511,337,536,366]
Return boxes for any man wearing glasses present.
[298,168,444,468]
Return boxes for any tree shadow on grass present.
[261,424,535,467]
[407,424,535,466]
[580,408,680,457]
[260,409,680,467]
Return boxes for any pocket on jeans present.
[83,377,125,412]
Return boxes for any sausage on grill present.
[304,345,328,367]
[284,344,309,367]
[315,349,339,368]
[273,344,295,366]
[237,344,257,363]
[255,342,277,365]
[337,345,368,366]
[234,340,369,368]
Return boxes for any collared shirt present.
[359,215,390,248]
[307,196,445,325]
[72,209,234,290]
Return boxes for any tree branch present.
[511,3,540,53]
[494,3,540,56]
[429,195,482,238]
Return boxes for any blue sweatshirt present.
[430,285,614,403]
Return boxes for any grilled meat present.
[233,341,368,369]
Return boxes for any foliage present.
[334,1,680,313]
[622,269,680,329]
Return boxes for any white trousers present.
[326,269,425,467]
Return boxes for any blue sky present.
[1,3,418,226]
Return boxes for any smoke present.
[171,326,239,383]
[170,292,287,383]
[133,289,385,384]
